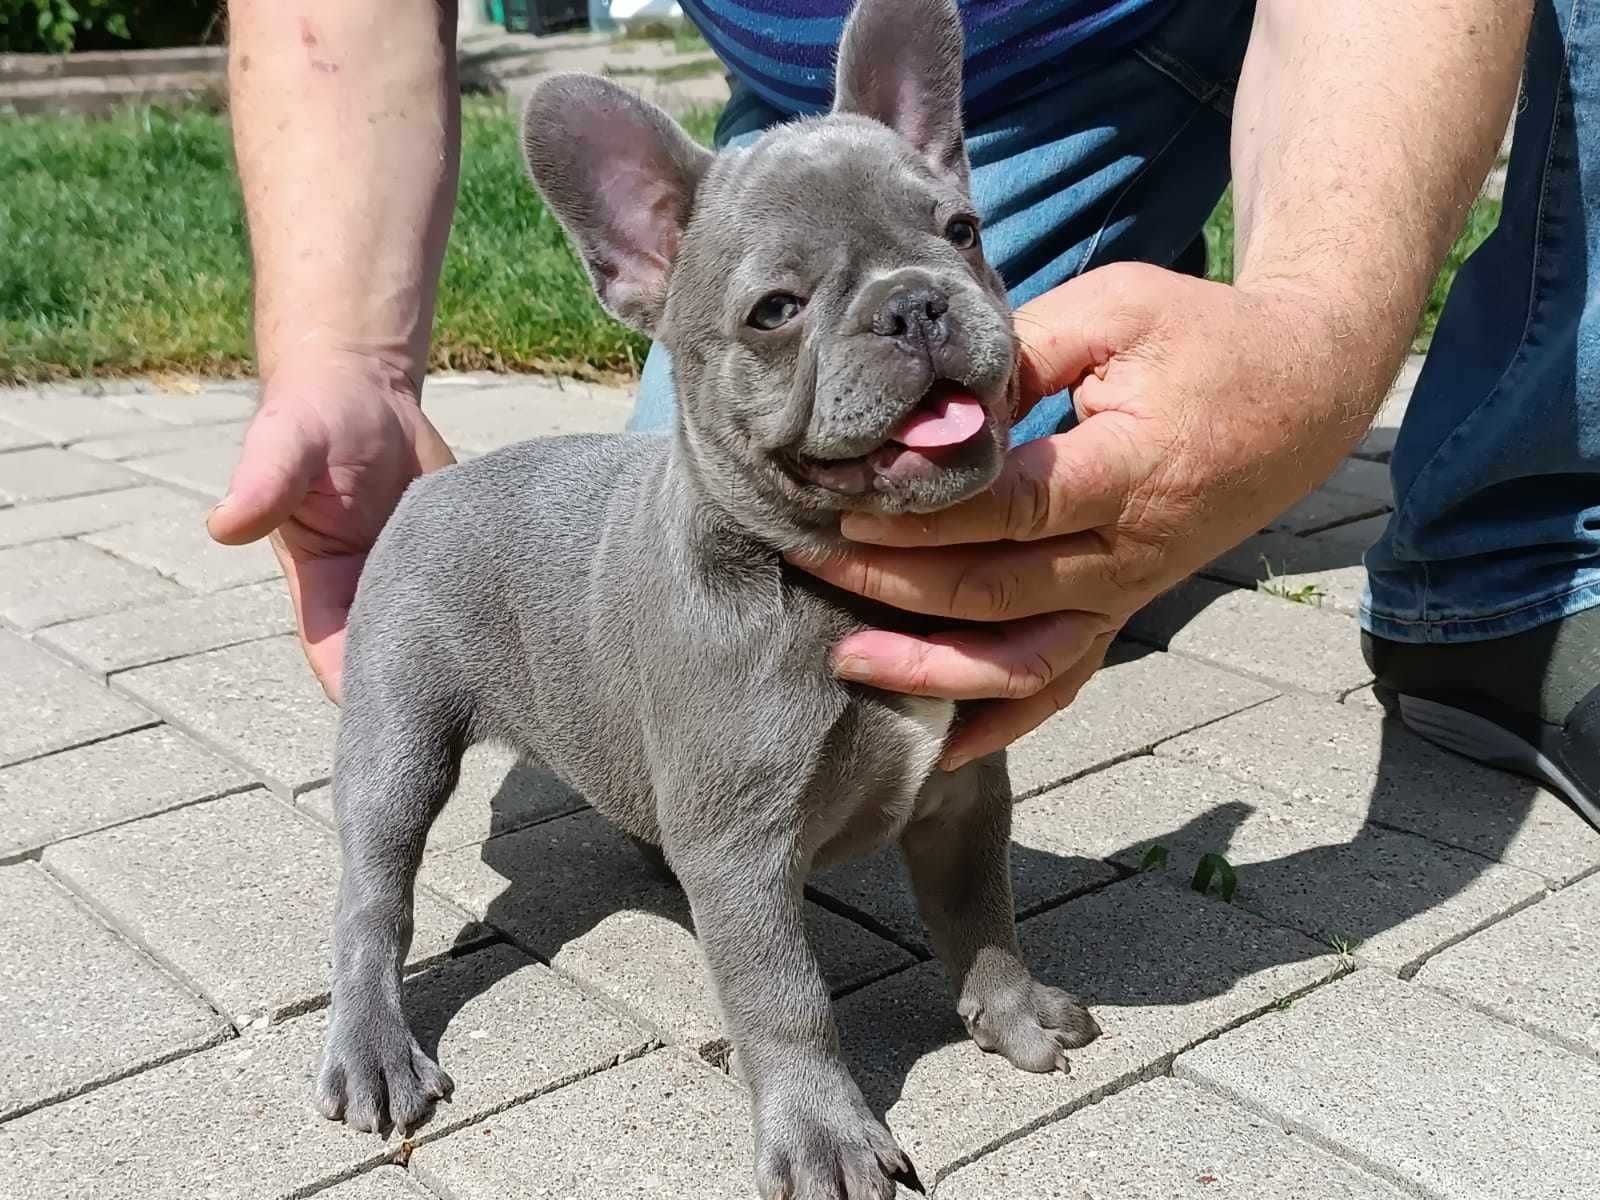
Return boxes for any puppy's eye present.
[945,217,979,250]
[748,292,805,331]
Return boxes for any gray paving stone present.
[939,1076,1406,1199]
[43,790,476,1025]
[421,808,916,1049]
[1323,455,1396,504]
[75,418,248,462]
[412,1053,751,1200]
[124,444,235,498]
[0,861,227,1120]
[1418,871,1600,1060]
[1268,484,1390,536]
[0,629,154,766]
[1159,694,1600,886]
[1126,577,1371,697]
[0,724,252,858]
[0,391,170,443]
[0,484,203,548]
[1176,969,1600,1200]
[1343,684,1384,710]
[1269,458,1394,536]
[0,416,47,452]
[0,538,182,630]
[311,1167,433,1199]
[104,387,257,426]
[114,635,338,795]
[1017,756,1545,975]
[300,742,586,854]
[1353,357,1422,461]
[426,378,634,454]
[38,578,295,676]
[0,445,143,503]
[811,838,1117,956]
[1008,644,1276,798]
[85,510,281,592]
[0,943,649,1200]
[1204,516,1387,617]
[832,875,1337,1179]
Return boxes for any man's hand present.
[208,353,454,700]
[792,264,1362,768]
[792,0,1528,769]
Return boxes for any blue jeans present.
[1365,0,1600,643]
[632,0,1600,646]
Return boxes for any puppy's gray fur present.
[317,1,1098,1194]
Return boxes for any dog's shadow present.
[395,609,1578,1155]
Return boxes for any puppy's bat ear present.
[832,0,968,187]
[521,74,712,334]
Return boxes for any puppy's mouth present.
[783,381,992,497]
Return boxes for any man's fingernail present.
[833,653,873,682]
[840,515,892,542]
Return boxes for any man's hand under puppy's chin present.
[789,262,1370,769]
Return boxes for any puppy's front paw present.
[755,1086,923,1199]
[959,979,1100,1074]
[316,1002,453,1135]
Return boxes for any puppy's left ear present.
[521,73,713,333]
[832,0,968,187]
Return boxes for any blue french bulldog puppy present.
[316,0,1099,1194]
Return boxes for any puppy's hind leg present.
[317,677,465,1136]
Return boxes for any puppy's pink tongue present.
[888,392,987,448]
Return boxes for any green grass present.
[1258,557,1327,607]
[1,104,255,381]
[0,100,1498,383]
[0,99,720,384]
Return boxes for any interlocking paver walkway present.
[1,371,1596,1199]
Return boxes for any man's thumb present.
[1013,263,1157,411]
[207,408,324,546]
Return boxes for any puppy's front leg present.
[900,756,1100,1073]
[667,834,923,1200]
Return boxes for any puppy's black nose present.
[874,285,950,347]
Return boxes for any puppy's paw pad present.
[961,980,1100,1074]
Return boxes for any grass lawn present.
[0,98,1498,385]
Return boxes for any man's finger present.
[942,632,1116,769]
[1012,263,1158,409]
[208,405,326,546]
[269,536,360,704]
[791,531,1125,623]
[830,610,1108,700]
[840,413,1144,547]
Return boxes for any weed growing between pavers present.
[1258,556,1328,606]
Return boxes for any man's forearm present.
[1231,0,1531,430]
[228,0,461,389]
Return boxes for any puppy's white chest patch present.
[894,695,955,785]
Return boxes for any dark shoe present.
[1363,617,1600,831]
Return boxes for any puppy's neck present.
[665,419,849,559]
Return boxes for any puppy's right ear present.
[521,74,712,333]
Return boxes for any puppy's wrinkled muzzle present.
[786,380,994,496]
